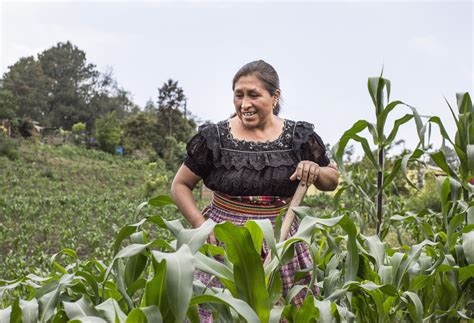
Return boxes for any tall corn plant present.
[423,93,473,202]
[332,74,424,235]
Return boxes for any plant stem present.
[376,146,384,235]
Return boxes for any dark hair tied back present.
[232,60,281,115]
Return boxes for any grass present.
[0,139,181,280]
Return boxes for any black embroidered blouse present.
[184,119,330,197]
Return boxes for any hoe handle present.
[263,183,308,266]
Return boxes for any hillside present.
[0,139,179,279]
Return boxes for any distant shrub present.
[405,172,441,212]
[95,112,121,154]
[0,136,19,160]
[71,122,87,145]
[72,122,86,134]
[143,159,170,197]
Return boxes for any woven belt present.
[212,192,289,216]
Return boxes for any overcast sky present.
[1,0,472,156]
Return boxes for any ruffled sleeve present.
[184,123,219,178]
[293,121,330,167]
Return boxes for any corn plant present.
[422,93,473,202]
[2,191,472,322]
[332,73,424,235]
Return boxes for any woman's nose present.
[241,97,251,109]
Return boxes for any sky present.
[1,0,472,157]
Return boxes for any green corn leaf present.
[364,235,386,270]
[462,231,474,264]
[124,253,147,288]
[294,294,317,322]
[143,260,166,308]
[126,306,162,323]
[0,307,11,323]
[400,149,424,189]
[116,260,134,311]
[456,92,472,114]
[368,77,380,110]
[431,150,460,181]
[76,271,99,303]
[314,299,336,323]
[9,299,21,323]
[151,245,195,323]
[467,207,474,225]
[69,317,107,323]
[323,270,341,298]
[177,219,216,254]
[190,291,260,322]
[148,195,175,207]
[447,213,464,252]
[426,116,455,146]
[376,100,403,139]
[63,296,100,320]
[385,114,413,145]
[214,222,270,323]
[245,221,265,255]
[158,218,184,238]
[113,219,147,255]
[19,299,38,323]
[95,298,127,323]
[467,144,474,173]
[269,306,285,323]
[378,265,393,285]
[103,242,153,297]
[193,252,234,283]
[334,120,378,170]
[267,270,282,306]
[251,219,278,260]
[458,264,474,281]
[401,291,423,323]
[394,240,437,289]
[38,287,61,322]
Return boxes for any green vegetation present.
[0,75,472,322]
[0,140,179,281]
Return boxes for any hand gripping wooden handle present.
[263,183,308,266]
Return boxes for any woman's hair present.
[232,60,282,115]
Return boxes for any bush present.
[72,122,86,133]
[0,136,19,160]
[95,112,121,154]
[143,159,170,197]
[405,172,441,212]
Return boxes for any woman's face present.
[233,74,278,129]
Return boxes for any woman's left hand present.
[289,160,320,186]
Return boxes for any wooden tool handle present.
[278,184,308,242]
[263,183,308,267]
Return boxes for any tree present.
[37,41,99,129]
[144,98,157,113]
[2,41,134,130]
[87,68,134,128]
[0,90,19,120]
[95,111,121,153]
[157,79,188,137]
[121,112,158,157]
[1,57,50,123]
[154,79,196,157]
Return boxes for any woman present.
[171,60,339,319]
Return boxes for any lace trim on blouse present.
[217,119,295,151]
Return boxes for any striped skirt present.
[196,192,318,322]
